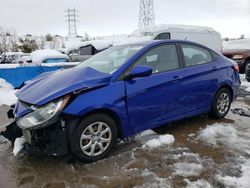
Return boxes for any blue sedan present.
[12,40,240,162]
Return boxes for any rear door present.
[124,43,185,133]
[179,44,219,115]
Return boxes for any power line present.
[65,8,79,38]
[138,0,155,28]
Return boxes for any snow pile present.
[144,134,175,148]
[30,49,69,65]
[240,74,250,91]
[136,169,171,188]
[217,157,250,188]
[184,179,212,188]
[173,162,203,177]
[0,135,9,144]
[197,124,237,147]
[198,123,250,188]
[145,139,161,148]
[13,137,25,156]
[223,39,250,50]
[0,78,17,106]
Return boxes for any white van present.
[128,24,222,53]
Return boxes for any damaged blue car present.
[5,40,240,162]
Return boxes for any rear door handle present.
[171,76,183,82]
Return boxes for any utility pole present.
[65,8,79,38]
[138,0,155,28]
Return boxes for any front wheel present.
[210,88,232,119]
[70,113,117,162]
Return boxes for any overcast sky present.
[0,0,249,38]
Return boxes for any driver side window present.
[135,44,179,74]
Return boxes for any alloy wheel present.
[80,122,112,156]
[216,92,230,115]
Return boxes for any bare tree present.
[9,28,19,52]
[38,35,46,49]
[0,27,9,52]
[0,27,20,52]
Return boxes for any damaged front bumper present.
[2,106,79,156]
[20,116,79,156]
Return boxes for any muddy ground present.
[0,91,250,188]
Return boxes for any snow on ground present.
[0,78,17,106]
[240,74,250,92]
[144,134,175,148]
[216,158,250,188]
[173,162,203,177]
[12,137,25,156]
[197,123,250,188]
[184,178,212,188]
[197,123,237,147]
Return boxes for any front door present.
[124,44,185,133]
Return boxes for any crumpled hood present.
[16,66,112,106]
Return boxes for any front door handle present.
[172,76,183,82]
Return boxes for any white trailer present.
[129,24,222,53]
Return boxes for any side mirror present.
[124,65,152,80]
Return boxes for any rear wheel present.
[70,113,117,162]
[210,88,232,119]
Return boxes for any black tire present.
[244,60,250,74]
[210,88,232,119]
[70,113,117,163]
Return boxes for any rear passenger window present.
[135,44,179,74]
[181,45,212,67]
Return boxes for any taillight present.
[233,63,240,72]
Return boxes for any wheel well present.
[80,109,123,138]
[218,85,234,101]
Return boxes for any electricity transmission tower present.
[138,0,155,28]
[65,8,79,38]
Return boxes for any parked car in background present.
[67,40,112,62]
[128,24,222,53]
[4,40,240,162]
[222,39,250,74]
[12,53,31,64]
[18,55,32,65]
[0,52,24,64]
[223,49,250,74]
[30,49,69,65]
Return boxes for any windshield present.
[75,45,145,74]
